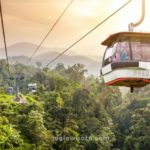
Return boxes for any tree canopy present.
[0,60,150,150]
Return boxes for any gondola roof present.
[101,32,150,46]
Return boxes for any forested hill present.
[0,59,150,150]
[0,42,101,76]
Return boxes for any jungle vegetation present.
[0,59,150,150]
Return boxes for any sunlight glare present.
[72,0,101,17]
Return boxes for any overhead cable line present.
[27,0,74,64]
[0,0,11,76]
[46,0,132,67]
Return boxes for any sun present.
[72,0,101,17]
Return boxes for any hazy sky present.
[0,0,150,58]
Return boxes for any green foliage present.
[0,60,150,150]
[113,89,150,150]
[65,64,87,83]
[123,105,150,150]
[0,117,23,149]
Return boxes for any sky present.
[0,0,150,59]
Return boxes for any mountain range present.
[0,42,102,75]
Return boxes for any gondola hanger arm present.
[129,0,145,31]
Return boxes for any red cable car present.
[101,32,150,91]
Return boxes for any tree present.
[53,63,66,76]
[0,116,23,149]
[124,105,150,150]
[44,91,80,150]
[65,64,87,83]
[19,110,52,148]
[36,62,42,69]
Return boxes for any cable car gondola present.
[6,86,14,94]
[101,31,150,91]
[28,83,37,93]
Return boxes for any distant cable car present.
[28,83,37,93]
[6,86,14,94]
[101,32,150,92]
